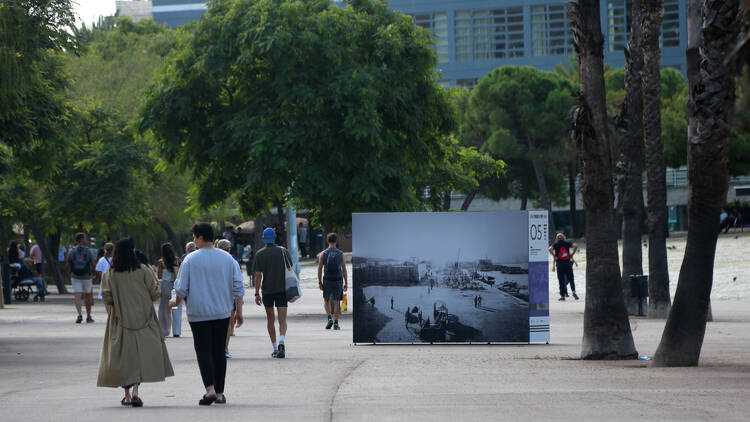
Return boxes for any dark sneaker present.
[272,351,278,358]
[277,343,285,359]
[225,349,232,359]
[86,316,95,323]
[325,319,334,329]
[333,322,341,330]
[76,315,83,323]
[572,292,579,300]
[558,296,565,301]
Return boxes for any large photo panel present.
[353,212,530,343]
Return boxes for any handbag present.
[282,248,302,302]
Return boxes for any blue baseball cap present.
[263,228,276,244]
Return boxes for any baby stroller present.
[10,265,46,302]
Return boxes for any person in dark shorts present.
[548,233,579,301]
[317,233,348,330]
[253,228,293,358]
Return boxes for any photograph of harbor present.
[352,212,530,344]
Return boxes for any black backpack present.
[324,248,342,277]
[71,246,91,277]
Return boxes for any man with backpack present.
[66,232,97,323]
[549,233,578,301]
[317,233,348,330]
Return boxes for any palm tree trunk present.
[568,0,638,360]
[685,0,712,322]
[618,0,646,315]
[641,0,670,319]
[653,0,739,367]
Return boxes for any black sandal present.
[131,397,143,407]
[199,394,217,406]
[121,397,131,406]
[215,395,226,404]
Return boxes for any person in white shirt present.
[94,243,114,300]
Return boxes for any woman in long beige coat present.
[97,238,174,407]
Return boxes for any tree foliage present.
[460,66,575,214]
[141,0,477,230]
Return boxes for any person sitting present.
[19,258,48,299]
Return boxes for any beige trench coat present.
[97,264,174,387]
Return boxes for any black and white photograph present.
[352,212,530,343]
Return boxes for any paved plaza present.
[1,233,749,421]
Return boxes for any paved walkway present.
[1,287,749,421]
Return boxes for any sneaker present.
[333,322,341,330]
[277,343,285,359]
[225,349,232,359]
[272,350,279,358]
[325,319,334,329]
[173,334,180,338]
[572,292,579,300]
[86,316,95,323]
[76,315,83,323]
[558,296,565,301]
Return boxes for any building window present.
[455,7,524,62]
[607,0,629,52]
[413,12,450,63]
[660,0,680,48]
[531,5,572,56]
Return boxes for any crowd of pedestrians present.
[2,222,352,407]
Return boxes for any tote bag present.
[282,249,302,302]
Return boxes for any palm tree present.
[567,0,638,360]
[617,0,645,315]
[640,0,671,318]
[653,0,740,367]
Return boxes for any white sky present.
[352,212,529,265]
[72,0,117,28]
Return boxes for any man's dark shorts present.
[262,292,288,308]
[323,279,344,301]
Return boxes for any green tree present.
[141,0,465,232]
[460,66,574,233]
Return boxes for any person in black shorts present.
[549,233,579,301]
[317,233,348,330]
[253,228,293,358]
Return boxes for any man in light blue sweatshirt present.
[170,222,244,406]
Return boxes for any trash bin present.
[629,274,648,316]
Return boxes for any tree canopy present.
[141,0,487,230]
[459,66,575,217]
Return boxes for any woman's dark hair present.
[8,241,19,263]
[134,249,149,267]
[96,248,104,260]
[112,238,139,272]
[191,222,214,242]
[161,243,176,269]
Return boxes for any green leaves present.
[141,0,457,228]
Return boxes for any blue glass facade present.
[153,0,687,86]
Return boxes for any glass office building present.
[153,0,687,86]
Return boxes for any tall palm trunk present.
[618,0,646,315]
[641,0,670,318]
[567,0,638,360]
[653,0,739,367]
[684,0,713,322]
